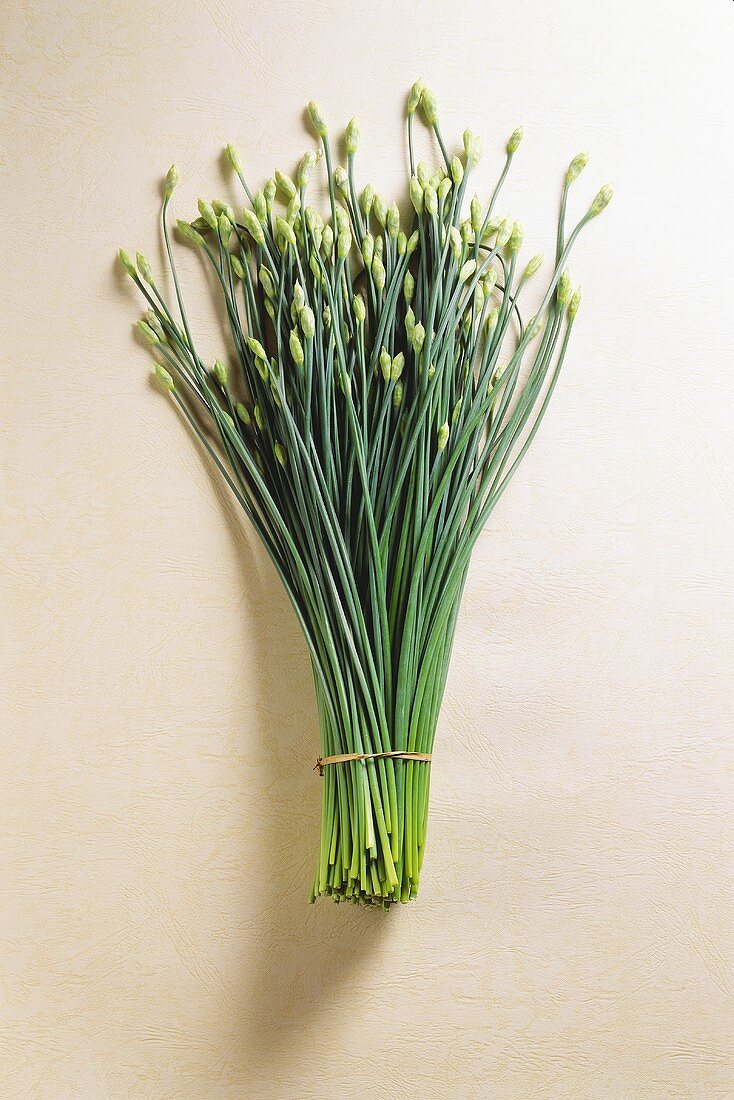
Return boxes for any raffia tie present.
[314,750,433,777]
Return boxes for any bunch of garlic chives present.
[120,84,610,905]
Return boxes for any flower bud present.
[566,151,589,185]
[485,307,499,336]
[307,100,327,138]
[421,86,439,125]
[407,79,424,116]
[276,215,296,248]
[460,219,473,245]
[334,165,348,193]
[373,193,387,227]
[197,198,218,230]
[226,142,243,173]
[569,287,582,318]
[411,322,425,353]
[353,294,366,324]
[154,362,174,391]
[321,223,334,258]
[409,176,424,215]
[289,328,304,365]
[416,161,431,188]
[275,170,297,200]
[387,202,400,239]
[449,226,462,260]
[218,213,231,241]
[482,268,497,296]
[403,271,415,302]
[247,335,267,360]
[236,401,251,426]
[372,255,386,292]
[459,258,476,283]
[264,177,276,206]
[253,404,264,430]
[463,129,481,166]
[473,282,484,312]
[438,177,452,202]
[406,230,419,256]
[164,164,179,199]
[470,195,482,233]
[337,228,352,259]
[507,126,524,154]
[258,266,276,300]
[361,183,375,217]
[496,219,513,249]
[176,220,204,245]
[274,442,287,467]
[424,185,438,217]
[391,352,405,382]
[393,381,403,408]
[242,208,265,246]
[297,149,317,189]
[300,305,315,339]
[523,253,543,279]
[380,347,392,381]
[557,269,571,305]
[136,320,159,346]
[437,421,449,450]
[118,248,136,277]
[451,155,464,186]
[588,184,613,217]
[508,221,524,254]
[345,116,359,154]
[362,233,375,267]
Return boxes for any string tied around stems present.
[314,750,433,777]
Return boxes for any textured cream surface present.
[2,0,733,1096]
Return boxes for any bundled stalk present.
[120,83,611,906]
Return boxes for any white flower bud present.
[118,248,136,277]
[372,255,386,292]
[407,79,424,116]
[361,183,375,217]
[451,155,464,186]
[459,259,476,283]
[524,253,543,279]
[391,352,405,382]
[566,151,589,185]
[289,328,304,365]
[164,164,179,199]
[588,184,613,217]
[557,269,572,305]
[307,100,327,138]
[334,165,348,193]
[406,230,419,256]
[421,86,439,125]
[410,176,424,215]
[437,421,449,450]
[176,220,204,245]
[424,185,438,217]
[373,193,387,227]
[362,233,374,267]
[345,117,359,154]
[449,226,462,260]
[300,305,315,339]
[353,294,366,323]
[154,363,174,390]
[297,149,317,189]
[337,228,352,259]
[403,271,415,302]
[470,195,482,233]
[275,170,297,200]
[242,208,265,246]
[226,143,243,173]
[416,161,430,188]
[380,347,392,381]
[507,126,523,154]
[387,202,400,238]
[569,287,582,318]
[411,322,425,353]
[438,177,452,202]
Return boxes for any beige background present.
[2,0,733,1096]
